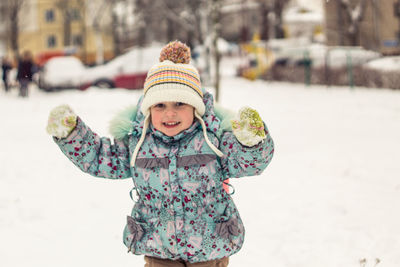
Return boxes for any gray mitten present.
[46,105,77,138]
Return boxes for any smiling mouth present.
[163,122,180,128]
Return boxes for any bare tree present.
[132,0,207,47]
[55,0,73,46]
[210,0,223,102]
[0,0,26,60]
[109,0,124,56]
[130,0,224,99]
[259,1,271,41]
[133,0,156,46]
[186,0,206,45]
[89,0,110,64]
[339,0,368,46]
[77,0,88,63]
[251,0,290,41]
[108,0,138,55]
[273,0,289,39]
[55,0,91,62]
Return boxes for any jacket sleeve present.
[219,123,274,179]
[53,117,132,179]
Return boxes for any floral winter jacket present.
[54,92,274,263]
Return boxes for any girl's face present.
[150,102,194,136]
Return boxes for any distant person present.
[17,51,35,97]
[2,57,12,92]
[46,41,275,267]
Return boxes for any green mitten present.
[46,105,77,138]
[231,107,266,147]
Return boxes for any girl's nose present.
[165,108,176,117]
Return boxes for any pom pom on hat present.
[159,41,191,64]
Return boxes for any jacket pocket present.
[125,215,145,253]
[212,206,243,241]
[214,216,241,240]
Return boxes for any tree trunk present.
[1,0,25,60]
[10,5,20,60]
[112,9,122,56]
[211,0,222,102]
[167,18,175,41]
[350,27,360,46]
[260,2,270,41]
[57,0,72,46]
[273,0,287,39]
[194,6,204,44]
[63,16,72,46]
[79,0,87,64]
[340,0,368,46]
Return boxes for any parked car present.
[38,56,86,91]
[38,45,162,91]
[268,40,380,68]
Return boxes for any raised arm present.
[47,105,132,179]
[219,107,274,179]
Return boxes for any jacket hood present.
[109,91,235,141]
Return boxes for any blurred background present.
[1,0,400,95]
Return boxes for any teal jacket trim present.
[109,105,138,140]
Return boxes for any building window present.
[45,9,55,22]
[47,35,57,48]
[70,9,80,21]
[72,34,82,46]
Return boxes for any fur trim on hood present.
[108,105,138,140]
[214,103,235,137]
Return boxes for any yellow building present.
[15,0,114,65]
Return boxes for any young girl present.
[46,41,274,267]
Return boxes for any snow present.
[365,56,400,72]
[1,56,400,267]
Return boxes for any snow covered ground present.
[1,60,400,267]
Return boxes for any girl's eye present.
[154,103,165,109]
[175,102,186,107]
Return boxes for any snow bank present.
[365,56,400,72]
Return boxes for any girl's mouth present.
[163,122,180,128]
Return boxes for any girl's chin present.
[162,128,181,136]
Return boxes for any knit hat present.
[130,41,223,167]
[140,41,205,116]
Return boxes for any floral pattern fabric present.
[54,92,274,263]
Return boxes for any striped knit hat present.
[140,41,205,116]
[131,41,223,167]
